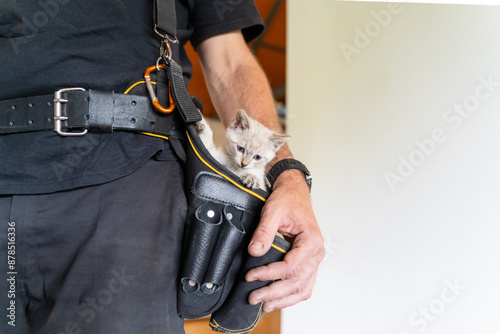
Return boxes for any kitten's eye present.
[253,155,261,161]
[237,146,245,153]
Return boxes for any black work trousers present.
[0,157,187,333]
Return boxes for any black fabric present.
[0,157,187,333]
[0,0,264,100]
[0,131,174,195]
[0,0,264,195]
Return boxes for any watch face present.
[305,173,312,189]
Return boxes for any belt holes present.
[28,103,34,107]
[47,117,52,123]
[150,121,155,127]
[9,121,14,126]
[130,118,136,124]
[131,100,137,106]
[11,105,15,110]
[47,101,52,106]
[85,114,90,120]
[28,119,33,125]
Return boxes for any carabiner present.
[144,64,175,114]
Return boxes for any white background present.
[284,1,500,333]
[341,0,500,5]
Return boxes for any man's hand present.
[245,170,325,313]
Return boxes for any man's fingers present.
[261,289,313,313]
[245,231,325,312]
[247,264,318,313]
[245,259,289,283]
[247,270,310,302]
[247,232,324,282]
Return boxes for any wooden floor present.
[184,310,281,334]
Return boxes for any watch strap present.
[266,159,312,190]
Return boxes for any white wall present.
[343,0,499,5]
[284,2,500,334]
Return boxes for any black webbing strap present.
[153,0,201,124]
[154,0,177,38]
[166,61,202,123]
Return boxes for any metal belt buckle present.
[54,87,88,136]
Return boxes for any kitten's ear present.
[270,133,290,151]
[229,109,251,131]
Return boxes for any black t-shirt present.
[0,0,264,194]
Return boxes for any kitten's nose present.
[240,157,251,168]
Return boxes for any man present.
[0,0,324,332]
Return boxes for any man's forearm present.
[197,32,277,126]
[197,31,296,174]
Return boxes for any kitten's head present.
[225,109,290,170]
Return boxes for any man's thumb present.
[248,223,277,257]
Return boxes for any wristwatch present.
[266,159,312,190]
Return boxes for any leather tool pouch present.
[178,124,291,333]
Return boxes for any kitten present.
[195,109,289,190]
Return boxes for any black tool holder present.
[178,124,291,333]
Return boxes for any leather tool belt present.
[0,87,185,139]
